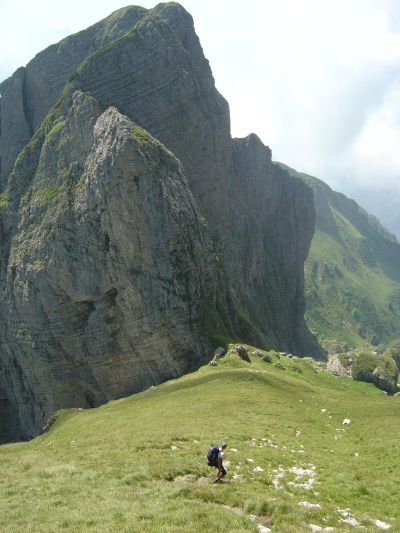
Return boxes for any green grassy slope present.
[1,346,398,532]
[276,163,400,352]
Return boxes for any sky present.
[1,0,399,204]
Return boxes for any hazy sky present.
[1,0,399,198]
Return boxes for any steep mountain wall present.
[230,137,317,353]
[0,365,21,443]
[0,3,319,441]
[73,4,232,241]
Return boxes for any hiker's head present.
[221,442,227,450]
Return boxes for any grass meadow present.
[0,346,399,532]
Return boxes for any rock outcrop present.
[0,3,320,441]
[352,352,399,395]
[331,352,399,394]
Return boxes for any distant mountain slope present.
[277,163,400,352]
[351,188,400,240]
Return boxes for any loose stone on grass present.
[213,347,225,358]
[271,467,285,489]
[298,501,321,509]
[337,509,363,528]
[374,520,391,530]
[288,465,316,490]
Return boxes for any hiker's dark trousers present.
[219,466,226,477]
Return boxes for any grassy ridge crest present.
[0,345,398,532]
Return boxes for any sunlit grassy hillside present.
[0,346,399,532]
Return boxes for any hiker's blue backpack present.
[207,444,219,466]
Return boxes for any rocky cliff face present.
[0,3,319,441]
[0,91,221,440]
[230,135,317,353]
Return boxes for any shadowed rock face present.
[0,366,21,443]
[230,136,316,353]
[0,3,320,441]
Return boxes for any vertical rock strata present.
[74,4,232,240]
[0,3,320,440]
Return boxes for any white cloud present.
[344,82,400,190]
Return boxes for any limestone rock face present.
[74,3,232,239]
[0,92,219,439]
[230,135,318,353]
[67,6,318,353]
[0,2,320,441]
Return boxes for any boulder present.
[235,345,251,363]
[213,347,225,358]
[385,346,400,371]
[371,361,399,395]
[262,355,273,363]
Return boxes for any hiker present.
[207,442,228,483]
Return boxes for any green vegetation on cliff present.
[0,190,8,210]
[0,346,399,532]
